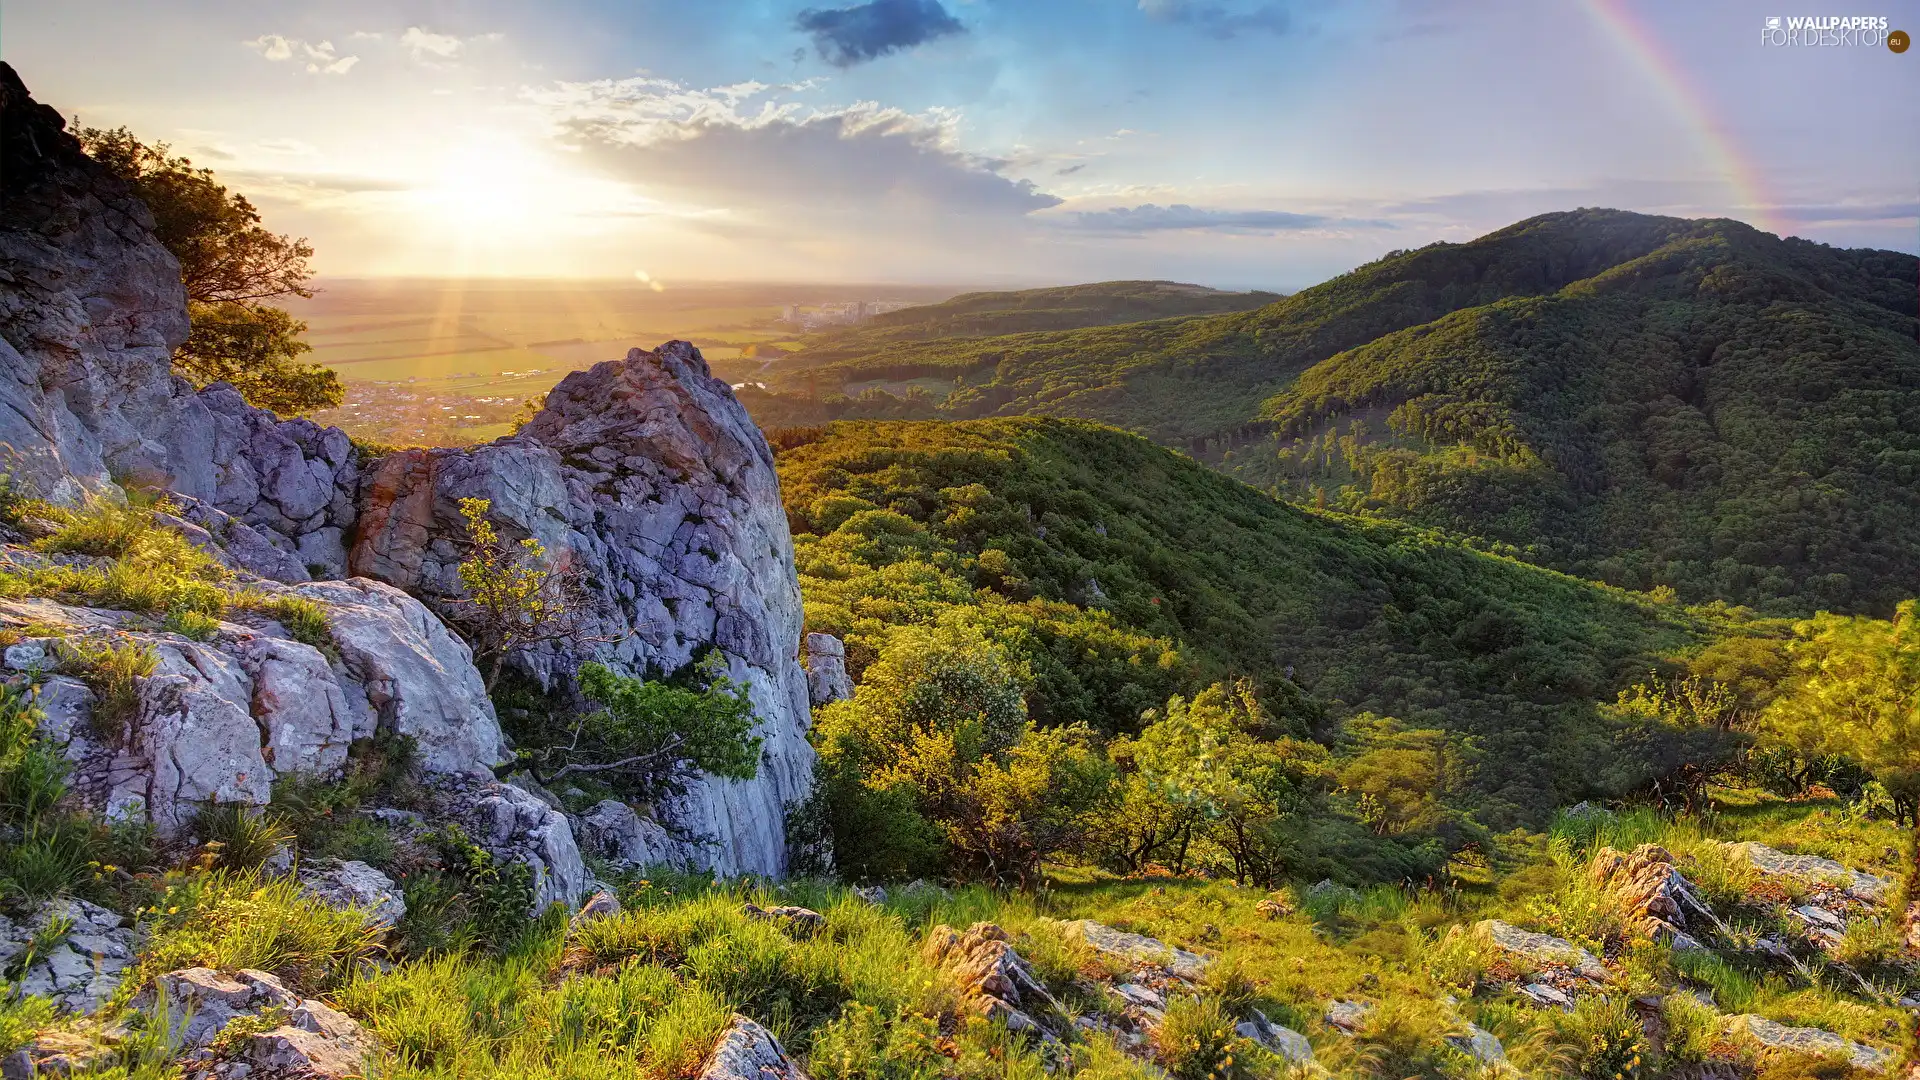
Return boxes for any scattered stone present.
[1721,842,1892,905]
[1054,919,1210,982]
[744,904,826,939]
[1447,1022,1507,1065]
[1324,999,1374,1034]
[1236,1009,1314,1064]
[923,923,1064,1039]
[152,968,300,1047]
[698,1015,808,1080]
[1475,920,1611,984]
[851,885,886,906]
[1256,894,1294,920]
[298,859,406,929]
[1792,904,1845,933]
[3,638,55,671]
[1563,801,1610,820]
[1724,1014,1894,1072]
[572,890,623,928]
[1517,983,1574,1009]
[1110,982,1167,1023]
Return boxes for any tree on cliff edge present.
[74,126,343,416]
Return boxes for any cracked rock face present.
[0,899,134,1013]
[924,923,1065,1039]
[803,633,852,706]
[699,1015,808,1080]
[349,342,815,877]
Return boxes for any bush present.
[194,803,293,871]
[137,869,378,990]
[229,590,334,653]
[1155,995,1253,1080]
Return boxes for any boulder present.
[852,885,886,906]
[699,1015,808,1080]
[1475,920,1610,984]
[1590,845,1724,942]
[1054,919,1210,982]
[1324,999,1374,1034]
[1721,842,1893,905]
[298,859,406,929]
[245,997,372,1079]
[1518,983,1574,1009]
[152,967,301,1047]
[923,923,1064,1039]
[1725,1014,1894,1072]
[576,798,694,870]
[1236,1009,1314,1064]
[1447,1022,1507,1065]
[456,778,593,910]
[803,633,852,706]
[572,890,623,928]
[348,343,816,878]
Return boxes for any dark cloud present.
[794,0,964,67]
[561,108,1058,221]
[1061,203,1347,233]
[1057,163,1087,176]
[1139,0,1291,40]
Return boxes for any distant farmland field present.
[288,279,956,445]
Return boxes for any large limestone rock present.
[803,633,852,706]
[0,63,189,505]
[576,797,698,870]
[457,777,592,909]
[298,859,407,929]
[1054,919,1211,982]
[1475,920,1611,984]
[153,967,374,1077]
[350,343,815,876]
[0,585,506,837]
[1590,844,1724,944]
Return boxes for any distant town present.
[777,300,916,331]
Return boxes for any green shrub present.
[1556,995,1648,1080]
[229,590,334,653]
[161,608,220,642]
[809,1002,947,1080]
[1155,995,1253,1080]
[0,993,55,1054]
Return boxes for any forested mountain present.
[793,280,1280,360]
[754,211,1920,614]
[774,416,1727,835]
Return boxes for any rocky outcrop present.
[153,967,373,1078]
[457,776,592,910]
[1590,844,1724,946]
[1236,1010,1314,1065]
[0,63,190,505]
[298,859,407,928]
[0,898,135,1012]
[0,584,506,837]
[699,1016,808,1080]
[576,797,698,871]
[923,923,1065,1039]
[803,633,852,706]
[349,343,815,877]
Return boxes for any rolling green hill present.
[756,211,1920,614]
[792,280,1280,362]
[774,416,1733,828]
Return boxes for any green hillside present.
[775,416,1728,830]
[794,280,1280,360]
[755,211,1920,614]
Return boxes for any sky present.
[6,0,1917,289]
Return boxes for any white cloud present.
[246,33,358,75]
[401,26,463,59]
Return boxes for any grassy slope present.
[776,416,1714,824]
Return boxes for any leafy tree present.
[1761,600,1920,822]
[508,658,759,799]
[1602,675,1747,811]
[811,623,1111,886]
[449,498,604,693]
[1103,681,1329,885]
[74,126,342,415]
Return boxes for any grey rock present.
[803,632,852,706]
[0,1049,29,1080]
[3,639,54,671]
[153,967,299,1047]
[298,859,406,928]
[446,777,591,910]
[1447,1022,1506,1065]
[1725,1014,1894,1072]
[1476,920,1611,983]
[2,898,134,1013]
[1236,1009,1314,1064]
[576,798,693,870]
[923,923,1064,1041]
[1721,842,1892,905]
[1324,999,1374,1034]
[33,676,95,762]
[1054,919,1210,981]
[744,904,826,939]
[851,885,886,906]
[1518,983,1574,1009]
[245,997,371,1079]
[1793,904,1846,933]
[348,343,816,878]
[572,890,623,928]
[699,1015,807,1080]
[1111,982,1165,1014]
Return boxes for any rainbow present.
[1578,0,1787,236]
